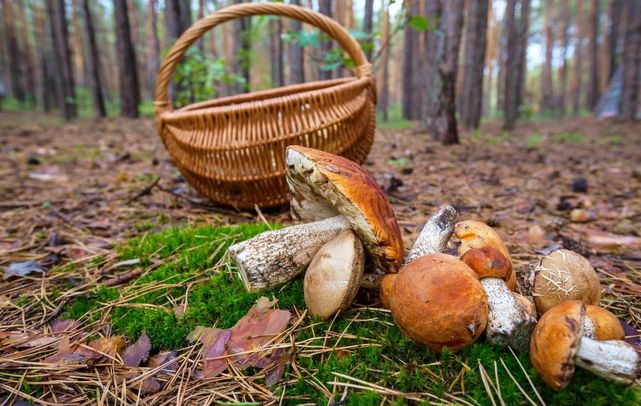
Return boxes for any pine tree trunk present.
[503,0,518,129]
[425,0,464,144]
[231,0,250,94]
[364,0,374,62]
[288,0,304,85]
[47,0,77,120]
[422,0,442,121]
[81,0,106,117]
[379,4,391,121]
[606,0,622,82]
[409,0,424,120]
[484,2,497,116]
[147,0,160,99]
[541,0,554,112]
[34,1,55,111]
[586,0,600,110]
[402,0,413,119]
[16,0,37,105]
[114,0,140,118]
[515,0,530,112]
[318,0,332,80]
[70,0,86,87]
[572,0,584,115]
[460,0,489,129]
[2,0,25,102]
[621,0,641,120]
[558,0,570,114]
[270,18,284,87]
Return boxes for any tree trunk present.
[572,0,584,115]
[318,0,332,80]
[379,4,391,121]
[422,0,442,121]
[364,0,374,62]
[147,0,160,99]
[270,18,284,87]
[541,0,554,112]
[34,1,55,111]
[503,0,518,129]
[114,0,140,118]
[46,0,77,120]
[81,0,106,117]
[460,0,489,129]
[409,0,424,120]
[231,0,250,94]
[515,0,530,112]
[402,0,413,119]
[586,0,600,110]
[425,0,464,144]
[16,0,37,105]
[288,0,304,85]
[621,0,641,120]
[558,0,570,114]
[2,0,25,102]
[484,1,497,116]
[607,0,623,82]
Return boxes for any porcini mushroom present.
[461,247,537,352]
[530,300,641,390]
[454,220,518,291]
[228,146,403,292]
[530,249,601,314]
[583,305,625,341]
[304,229,364,319]
[390,253,488,352]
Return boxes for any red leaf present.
[122,334,151,367]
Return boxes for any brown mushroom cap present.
[533,249,601,314]
[530,300,585,391]
[513,292,537,316]
[379,274,396,309]
[454,220,517,291]
[460,247,513,280]
[286,146,404,273]
[585,305,625,341]
[390,253,488,352]
[304,230,365,319]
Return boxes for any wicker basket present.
[154,2,376,209]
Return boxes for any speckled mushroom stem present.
[481,278,538,352]
[403,205,460,265]
[228,215,350,292]
[575,337,641,385]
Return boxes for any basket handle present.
[154,2,373,114]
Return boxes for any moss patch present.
[63,224,641,405]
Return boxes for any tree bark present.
[34,1,55,111]
[46,0,77,120]
[16,0,37,105]
[114,0,140,118]
[409,0,424,120]
[2,0,25,102]
[541,0,554,112]
[621,0,641,120]
[147,0,160,99]
[379,4,391,121]
[230,0,250,94]
[364,0,374,62]
[515,0,530,112]
[572,0,584,115]
[402,0,413,119]
[460,0,489,129]
[270,18,284,87]
[586,0,600,110]
[558,0,570,114]
[288,0,304,85]
[81,0,106,117]
[503,0,518,129]
[606,0,623,82]
[425,0,464,144]
[318,0,332,80]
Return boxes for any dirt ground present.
[1,111,640,316]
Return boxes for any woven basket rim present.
[158,77,372,122]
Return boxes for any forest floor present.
[1,111,641,404]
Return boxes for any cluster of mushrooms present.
[228,146,640,391]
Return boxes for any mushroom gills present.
[575,337,641,385]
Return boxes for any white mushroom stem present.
[228,215,350,292]
[404,205,459,265]
[583,317,596,339]
[575,337,641,385]
[481,278,538,352]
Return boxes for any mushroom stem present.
[481,278,537,352]
[575,337,641,385]
[228,215,350,292]
[404,205,460,265]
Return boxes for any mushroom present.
[304,229,364,319]
[460,247,537,352]
[389,253,488,352]
[530,300,641,390]
[228,146,403,292]
[454,220,517,291]
[583,305,625,341]
[529,249,601,314]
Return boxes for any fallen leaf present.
[527,225,547,244]
[0,331,59,348]
[50,319,81,334]
[202,329,232,378]
[148,350,177,374]
[563,225,641,254]
[44,336,125,365]
[122,333,151,367]
[3,260,45,280]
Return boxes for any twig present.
[127,177,160,204]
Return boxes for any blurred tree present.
[230,0,250,94]
[81,0,106,117]
[572,0,584,115]
[270,17,284,87]
[586,0,600,110]
[503,0,530,130]
[363,0,374,62]
[621,0,641,120]
[378,2,391,121]
[16,0,36,105]
[318,0,332,80]
[2,0,25,102]
[541,0,554,113]
[288,0,304,84]
[147,0,160,98]
[114,0,140,117]
[558,0,570,114]
[46,0,77,120]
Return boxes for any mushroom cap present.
[286,146,404,272]
[460,247,513,281]
[513,292,537,317]
[379,274,396,309]
[390,253,488,352]
[454,220,517,291]
[530,300,585,391]
[533,249,601,314]
[304,229,364,319]
[585,305,625,341]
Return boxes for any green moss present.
[61,223,641,405]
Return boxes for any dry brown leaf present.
[122,333,151,367]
